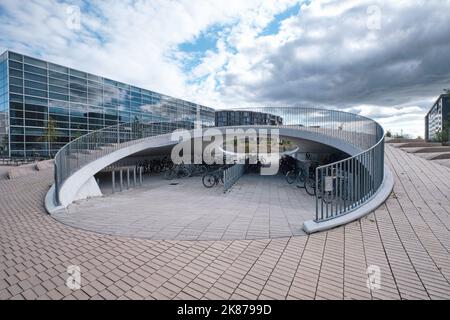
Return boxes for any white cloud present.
[0,0,449,137]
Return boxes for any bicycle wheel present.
[298,167,306,183]
[305,177,316,196]
[202,174,216,188]
[286,170,297,184]
[164,170,175,180]
[179,166,190,178]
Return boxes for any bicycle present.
[280,156,296,175]
[202,167,225,188]
[305,166,351,204]
[164,163,190,180]
[286,167,307,185]
[304,162,322,197]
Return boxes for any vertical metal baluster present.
[112,170,115,194]
[119,169,123,192]
[127,167,130,190]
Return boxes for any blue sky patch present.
[259,2,302,37]
[178,25,222,53]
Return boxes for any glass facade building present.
[215,110,283,127]
[0,51,215,158]
[425,94,450,141]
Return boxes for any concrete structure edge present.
[302,165,394,234]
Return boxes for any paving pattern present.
[0,145,450,300]
[55,174,312,240]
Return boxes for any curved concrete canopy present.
[53,126,365,208]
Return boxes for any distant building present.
[425,94,450,141]
[215,110,283,127]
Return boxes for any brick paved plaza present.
[1,145,450,300]
[54,174,311,240]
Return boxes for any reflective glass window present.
[24,72,47,83]
[9,61,23,70]
[49,70,68,80]
[9,68,23,78]
[24,64,47,76]
[25,88,48,98]
[24,56,47,68]
[25,80,47,91]
[9,52,23,62]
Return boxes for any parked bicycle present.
[305,165,352,204]
[280,156,296,175]
[202,167,226,188]
[286,167,307,185]
[185,164,208,177]
[304,162,321,197]
[164,162,190,180]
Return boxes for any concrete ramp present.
[8,162,37,179]
[386,138,425,144]
[392,142,442,148]
[402,146,450,154]
[36,160,54,171]
[415,152,450,160]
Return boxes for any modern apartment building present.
[425,94,450,142]
[0,51,215,158]
[215,110,283,127]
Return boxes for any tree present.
[386,130,392,138]
[0,134,8,151]
[43,117,58,158]
[434,112,450,145]
[434,129,448,145]
[132,116,144,139]
[72,131,82,141]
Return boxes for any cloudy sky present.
[1,0,449,137]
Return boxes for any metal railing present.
[223,164,246,192]
[234,107,385,223]
[54,121,196,204]
[315,133,384,222]
[54,107,385,225]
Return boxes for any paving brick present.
[1,146,450,301]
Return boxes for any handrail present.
[53,107,385,226]
[314,127,384,222]
[230,107,385,222]
[223,163,245,192]
[53,120,197,204]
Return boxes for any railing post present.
[127,167,130,190]
[112,170,115,194]
[119,169,123,192]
